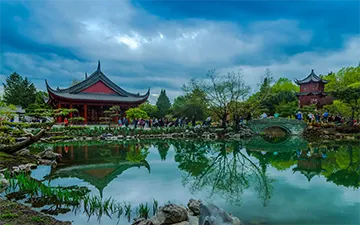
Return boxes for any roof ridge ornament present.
[97,60,101,71]
[85,72,88,79]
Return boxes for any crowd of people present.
[116,116,213,129]
[259,111,358,126]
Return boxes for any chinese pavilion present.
[292,149,326,182]
[295,69,332,108]
[46,61,150,124]
[50,144,150,197]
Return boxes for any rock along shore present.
[132,198,242,225]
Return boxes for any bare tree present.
[188,69,250,128]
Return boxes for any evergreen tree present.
[2,72,37,108]
[155,89,171,118]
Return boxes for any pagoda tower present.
[295,69,332,108]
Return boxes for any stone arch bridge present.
[247,118,307,135]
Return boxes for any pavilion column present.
[70,145,74,161]
[84,104,88,124]
[57,103,62,123]
[56,146,62,154]
[69,104,73,118]
[115,146,119,155]
[84,145,88,161]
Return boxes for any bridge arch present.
[260,125,292,134]
[247,118,307,135]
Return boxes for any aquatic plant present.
[153,199,158,215]
[3,173,164,223]
[137,203,150,219]
[124,202,132,222]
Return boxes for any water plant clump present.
[2,172,162,223]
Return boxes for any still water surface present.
[29,138,360,225]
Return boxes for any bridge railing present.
[247,117,307,125]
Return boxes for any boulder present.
[15,148,31,156]
[172,222,190,225]
[150,204,188,225]
[38,159,57,168]
[199,204,241,225]
[12,163,37,173]
[0,173,9,191]
[38,149,62,160]
[132,218,153,225]
[187,199,201,216]
[188,215,199,225]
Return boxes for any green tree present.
[0,102,16,125]
[271,77,299,93]
[139,102,158,118]
[323,100,353,118]
[331,87,360,122]
[125,107,149,120]
[26,91,51,113]
[100,106,121,127]
[1,107,76,153]
[275,101,298,118]
[172,86,209,121]
[261,91,297,115]
[155,89,171,118]
[3,72,37,108]
[244,69,275,118]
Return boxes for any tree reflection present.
[154,141,171,161]
[125,143,150,163]
[326,145,360,189]
[174,141,274,206]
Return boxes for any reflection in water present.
[21,137,360,224]
[174,142,274,206]
[48,143,151,197]
[261,126,290,143]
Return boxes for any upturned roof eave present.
[45,80,150,104]
[47,61,150,98]
[296,92,328,96]
[295,70,329,85]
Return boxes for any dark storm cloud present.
[0,0,359,102]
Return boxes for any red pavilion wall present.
[300,82,325,93]
[299,95,333,108]
[81,81,117,94]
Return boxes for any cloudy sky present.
[1,0,359,103]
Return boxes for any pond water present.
[26,137,359,225]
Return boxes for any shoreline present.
[0,198,71,225]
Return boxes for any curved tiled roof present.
[295,70,328,85]
[296,92,328,96]
[45,60,150,103]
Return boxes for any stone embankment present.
[132,199,241,225]
[0,148,62,174]
[68,127,254,142]
[303,126,359,142]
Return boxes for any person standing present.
[296,111,303,120]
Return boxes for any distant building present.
[45,61,150,124]
[0,105,25,122]
[295,69,333,108]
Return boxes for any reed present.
[137,203,150,219]
[3,173,165,223]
